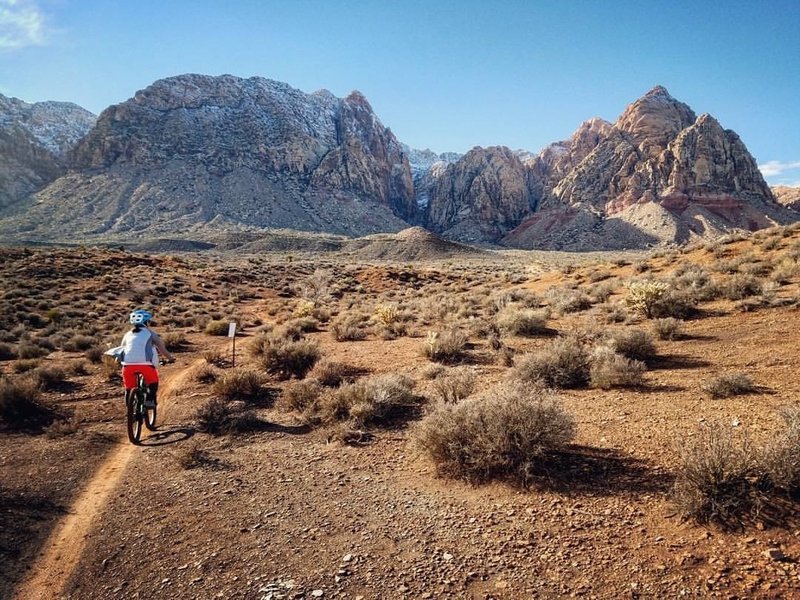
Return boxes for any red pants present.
[122,365,159,390]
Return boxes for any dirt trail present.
[13,359,199,600]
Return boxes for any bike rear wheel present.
[127,388,145,444]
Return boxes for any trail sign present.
[228,322,237,338]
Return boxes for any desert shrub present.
[422,329,468,363]
[512,337,590,389]
[0,377,54,430]
[13,359,40,373]
[70,361,90,376]
[722,274,762,301]
[548,288,592,314]
[672,425,758,525]
[311,373,417,428]
[175,442,218,470]
[331,313,368,341]
[609,329,656,362]
[62,334,95,352]
[431,366,477,404]
[625,280,669,318]
[763,406,800,491]
[202,349,227,367]
[279,379,323,412]
[195,397,235,435]
[213,369,266,402]
[414,382,576,484]
[298,269,333,304]
[0,343,16,361]
[282,317,319,336]
[599,300,628,324]
[205,320,233,336]
[589,280,617,304]
[84,346,104,363]
[587,269,612,283]
[652,317,683,340]
[650,289,697,320]
[161,330,189,350]
[421,363,446,380]
[260,338,321,380]
[671,265,719,301]
[45,417,80,438]
[496,307,549,337]
[99,355,121,381]
[194,363,219,384]
[30,366,68,391]
[309,359,358,387]
[589,346,645,389]
[17,342,48,359]
[702,372,757,399]
[771,259,798,285]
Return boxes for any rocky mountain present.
[427,86,790,249]
[0,94,95,212]
[425,146,540,243]
[773,186,800,212]
[401,145,461,209]
[0,80,792,250]
[0,75,416,240]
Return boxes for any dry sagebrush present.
[415,382,576,485]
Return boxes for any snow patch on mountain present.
[0,94,96,156]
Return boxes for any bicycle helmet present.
[129,309,153,326]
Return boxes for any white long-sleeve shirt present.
[120,328,167,366]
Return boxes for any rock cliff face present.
[0,94,95,212]
[425,146,540,243]
[8,75,416,239]
[773,186,800,211]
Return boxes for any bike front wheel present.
[144,399,157,431]
[127,389,144,444]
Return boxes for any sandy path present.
[13,359,199,600]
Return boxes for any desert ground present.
[2,227,800,599]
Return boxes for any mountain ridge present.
[0,77,794,250]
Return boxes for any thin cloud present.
[759,160,800,177]
[0,0,46,50]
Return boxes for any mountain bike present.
[126,371,157,444]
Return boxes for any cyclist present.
[119,309,175,408]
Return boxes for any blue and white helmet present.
[129,309,153,326]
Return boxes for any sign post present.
[228,322,237,367]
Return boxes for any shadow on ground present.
[530,445,674,497]
[0,489,67,598]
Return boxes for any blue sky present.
[1,0,798,185]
